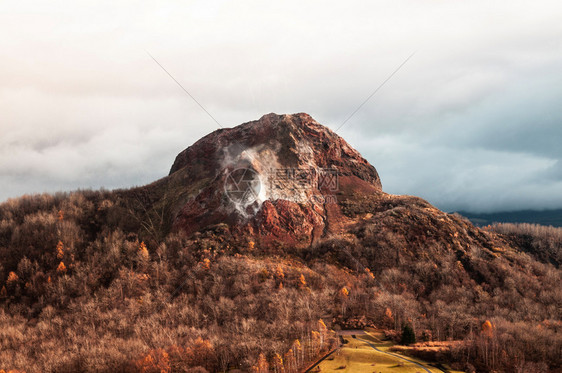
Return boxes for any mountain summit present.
[159,113,383,246]
[169,113,381,187]
[141,113,507,254]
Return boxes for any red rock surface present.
[166,113,382,247]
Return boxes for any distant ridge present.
[457,209,562,227]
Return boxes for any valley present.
[313,330,463,373]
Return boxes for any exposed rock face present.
[166,113,382,246]
[134,112,512,258]
[169,113,381,186]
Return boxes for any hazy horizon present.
[2,1,562,213]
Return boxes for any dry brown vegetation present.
[0,191,561,372]
[486,222,562,267]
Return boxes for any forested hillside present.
[0,191,560,372]
[1,114,560,373]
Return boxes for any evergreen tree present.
[401,324,416,345]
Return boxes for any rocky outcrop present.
[129,111,514,258]
[134,112,511,257]
[164,113,382,246]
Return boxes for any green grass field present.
[314,331,463,373]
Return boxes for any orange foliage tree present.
[7,271,18,285]
[138,242,149,261]
[275,265,285,289]
[384,307,395,329]
[481,320,494,338]
[6,271,19,292]
[254,353,268,373]
[318,319,328,349]
[339,286,350,316]
[292,339,303,367]
[56,241,64,259]
[184,337,216,368]
[134,338,216,373]
[298,274,307,288]
[56,261,67,273]
[135,348,170,373]
[284,348,296,373]
[272,353,284,373]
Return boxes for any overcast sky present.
[1,0,562,212]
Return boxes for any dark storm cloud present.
[1,0,562,212]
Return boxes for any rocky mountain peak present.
[169,113,381,187]
[162,113,383,246]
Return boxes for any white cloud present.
[1,0,562,212]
